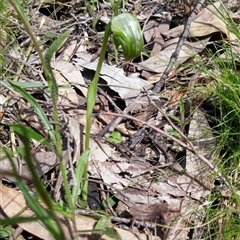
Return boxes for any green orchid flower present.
[111,13,144,61]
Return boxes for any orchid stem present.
[83,22,112,200]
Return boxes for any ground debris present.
[1,0,240,239]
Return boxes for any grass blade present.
[44,30,71,102]
[10,123,54,151]
[72,150,90,206]
[8,81,56,145]
[4,148,65,239]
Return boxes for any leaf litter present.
[1,0,240,239]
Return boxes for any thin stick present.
[152,0,206,93]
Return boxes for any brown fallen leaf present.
[129,202,180,224]
[0,184,63,240]
[52,61,88,98]
[176,109,216,239]
[1,184,158,240]
[143,17,165,56]
[54,70,79,104]
[1,151,66,183]
[73,51,147,106]
[163,2,238,41]
[137,37,209,73]
[185,109,216,191]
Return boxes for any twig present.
[152,0,206,93]
[75,208,156,229]
[98,85,153,137]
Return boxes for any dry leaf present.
[143,20,159,43]
[177,108,215,200]
[137,38,209,73]
[0,184,65,239]
[54,70,79,104]
[60,39,78,62]
[129,202,180,224]
[0,151,65,183]
[53,61,88,98]
[186,109,215,187]
[64,115,81,164]
[138,2,239,74]
[163,2,238,41]
[73,51,148,106]
[174,110,216,239]
[0,184,157,240]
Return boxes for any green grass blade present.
[10,123,54,151]
[8,0,30,29]
[1,216,46,226]
[12,126,55,209]
[85,23,112,151]
[43,30,71,159]
[8,81,56,145]
[72,150,90,206]
[3,149,65,239]
[44,30,71,102]
[0,81,47,88]
[167,114,181,124]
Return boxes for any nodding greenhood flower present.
[111,13,144,61]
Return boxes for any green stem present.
[83,22,112,202]
[52,103,62,156]
[9,0,46,76]
[85,23,112,150]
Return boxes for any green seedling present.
[93,216,121,240]
[0,226,14,239]
[167,128,181,139]
[107,130,122,144]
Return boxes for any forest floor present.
[1,0,240,239]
